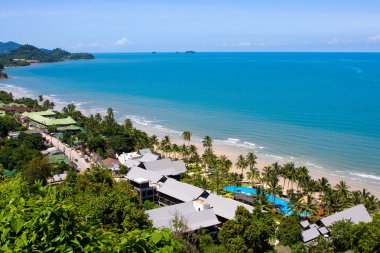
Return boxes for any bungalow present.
[101,157,120,170]
[156,178,206,206]
[47,172,68,185]
[146,200,220,232]
[22,110,77,129]
[117,149,159,168]
[200,192,254,223]
[301,204,372,243]
[0,103,30,114]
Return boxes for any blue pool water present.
[224,185,292,215]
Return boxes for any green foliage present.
[17,132,45,150]
[218,206,276,253]
[0,141,42,171]
[22,157,51,185]
[276,216,302,246]
[329,214,380,253]
[0,115,20,137]
[0,91,13,103]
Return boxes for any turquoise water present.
[224,185,291,215]
[1,53,380,188]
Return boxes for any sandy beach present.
[135,123,380,198]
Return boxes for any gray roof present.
[157,178,205,202]
[320,204,372,227]
[202,193,254,220]
[139,149,152,155]
[318,226,329,235]
[146,201,220,232]
[300,220,310,229]
[143,159,186,176]
[126,166,164,184]
[123,159,141,168]
[139,153,159,163]
[302,227,320,242]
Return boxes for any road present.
[41,133,92,172]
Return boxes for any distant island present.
[0,41,94,79]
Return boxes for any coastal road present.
[41,132,92,172]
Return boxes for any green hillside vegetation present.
[0,44,94,68]
[0,41,21,54]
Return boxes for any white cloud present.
[113,37,129,46]
[327,38,340,45]
[367,34,380,43]
[237,41,252,47]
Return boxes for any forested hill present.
[0,42,94,67]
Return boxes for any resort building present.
[101,157,120,170]
[21,110,78,130]
[146,200,220,232]
[117,149,159,168]
[141,159,186,177]
[200,192,254,222]
[47,172,68,185]
[126,166,164,202]
[156,178,206,206]
[0,103,30,114]
[301,204,372,243]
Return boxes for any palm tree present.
[247,167,261,187]
[202,135,213,150]
[317,177,331,195]
[182,131,192,145]
[38,94,44,102]
[172,143,180,159]
[246,152,257,170]
[267,176,283,203]
[296,166,309,192]
[229,172,243,191]
[235,154,247,177]
[286,162,297,191]
[150,135,159,151]
[289,194,318,217]
[335,180,350,200]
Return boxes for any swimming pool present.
[224,186,292,215]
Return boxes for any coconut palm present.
[267,176,283,203]
[286,162,297,191]
[172,143,180,159]
[246,152,257,170]
[202,135,213,150]
[289,194,318,217]
[182,131,192,145]
[335,180,350,200]
[235,154,247,177]
[229,172,243,191]
[38,94,44,102]
[296,166,309,192]
[150,135,159,151]
[317,177,331,195]
[247,167,261,187]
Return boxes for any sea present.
[1,52,380,189]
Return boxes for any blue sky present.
[2,0,380,52]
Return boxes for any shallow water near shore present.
[1,52,380,194]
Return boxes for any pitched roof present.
[126,166,164,184]
[320,204,372,227]
[139,148,152,155]
[144,159,186,176]
[157,178,205,202]
[101,157,120,168]
[123,159,141,168]
[302,227,320,242]
[202,193,254,220]
[139,153,159,163]
[22,110,76,126]
[146,201,220,232]
[300,220,310,229]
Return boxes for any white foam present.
[350,173,380,181]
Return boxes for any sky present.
[2,0,380,52]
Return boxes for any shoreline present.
[1,82,380,198]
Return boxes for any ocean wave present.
[350,173,380,181]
